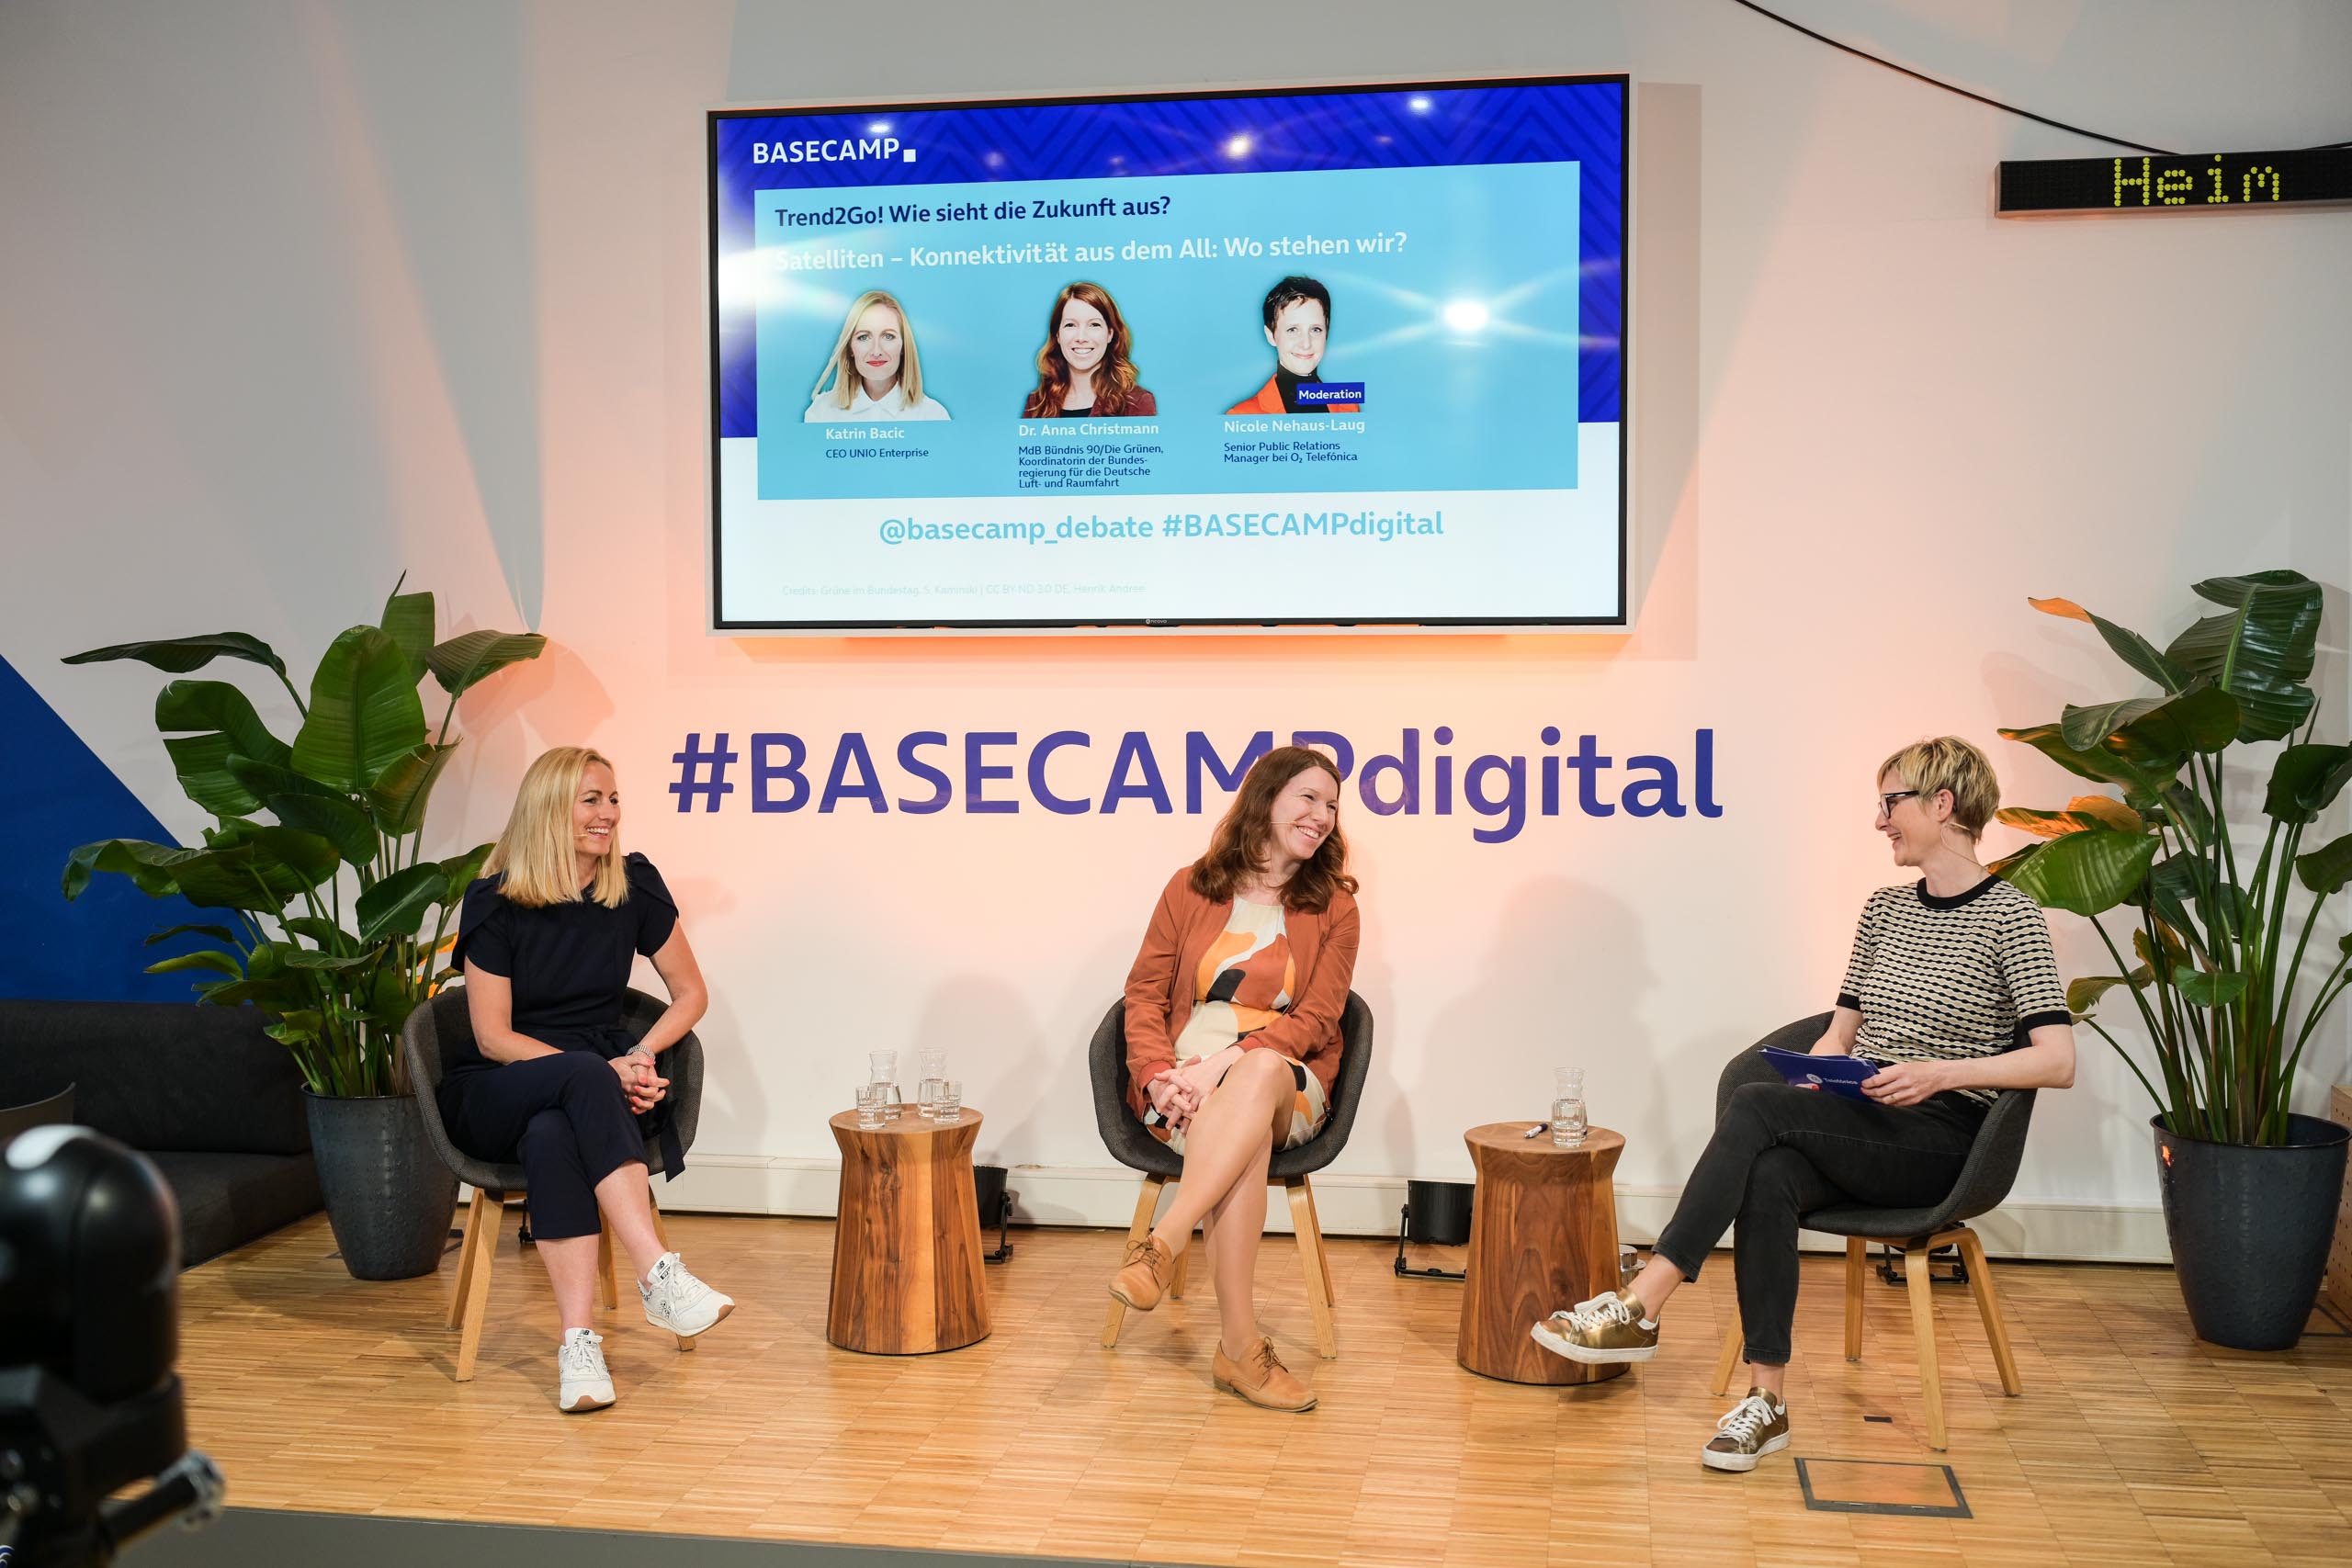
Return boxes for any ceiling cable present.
[1723,0,2351,155]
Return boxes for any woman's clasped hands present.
[611,1048,668,1114]
[1148,1044,1247,1132]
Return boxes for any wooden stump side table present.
[826,1107,991,1355]
[1456,1122,1628,1385]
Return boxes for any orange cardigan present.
[1120,866,1361,1122]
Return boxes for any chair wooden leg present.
[447,1188,487,1330]
[1845,1237,1869,1361]
[1710,1303,1746,1397]
[1101,1176,1165,1348]
[1304,1177,1335,1306]
[453,1190,503,1382]
[1286,1179,1339,1359]
[1955,1228,2023,1396]
[596,1217,618,1311]
[1905,1241,1948,1450]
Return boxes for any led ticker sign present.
[1997,147,2352,215]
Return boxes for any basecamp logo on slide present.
[750,137,916,164]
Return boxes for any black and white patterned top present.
[1836,875,2070,1106]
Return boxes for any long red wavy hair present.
[1189,747,1357,913]
[1023,281,1141,417]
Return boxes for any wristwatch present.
[627,1043,657,1063]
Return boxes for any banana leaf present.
[2165,570,2322,741]
[379,584,436,685]
[2264,744,2352,826]
[2296,832,2352,895]
[291,626,426,792]
[62,839,206,901]
[64,632,288,681]
[2029,597,2188,693]
[356,863,449,944]
[143,949,243,978]
[1996,826,2160,917]
[368,742,458,835]
[428,630,546,696]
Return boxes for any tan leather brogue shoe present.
[1108,1235,1177,1312]
[1212,1336,1317,1412]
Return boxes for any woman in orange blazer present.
[1109,745,1361,1412]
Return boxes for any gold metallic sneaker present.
[1212,1336,1317,1412]
[1108,1235,1178,1312]
[1701,1388,1790,1472]
[1529,1289,1660,1364]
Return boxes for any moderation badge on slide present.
[1294,383,1365,408]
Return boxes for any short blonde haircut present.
[1879,736,2000,839]
[482,747,628,908]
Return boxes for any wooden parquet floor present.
[175,1212,2352,1566]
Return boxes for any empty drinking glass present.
[935,1079,963,1124]
[1552,1067,1589,1149]
[867,1050,902,1121]
[855,1082,888,1129]
[917,1048,949,1118]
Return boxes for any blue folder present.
[1759,1047,1878,1100]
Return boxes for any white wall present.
[5,0,2347,1258]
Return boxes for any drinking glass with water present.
[1552,1067,1589,1148]
[868,1050,902,1121]
[917,1048,949,1118]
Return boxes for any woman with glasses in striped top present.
[1530,737,2076,1472]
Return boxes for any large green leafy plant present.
[1994,570,2351,1146]
[60,585,544,1097]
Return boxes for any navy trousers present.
[439,1049,653,1239]
[1652,1081,1982,1366]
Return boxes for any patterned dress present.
[1140,898,1329,1154]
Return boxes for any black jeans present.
[1652,1082,1983,1366]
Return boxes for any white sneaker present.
[557,1328,615,1413]
[639,1251,735,1341]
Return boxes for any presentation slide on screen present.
[710,77,1625,629]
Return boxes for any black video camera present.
[0,1126,220,1566]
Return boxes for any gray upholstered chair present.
[1705,1013,2036,1450]
[0,1083,75,1144]
[1091,991,1374,1359]
[402,986,705,1381]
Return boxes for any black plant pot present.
[304,1091,459,1281]
[2153,1111,2350,1351]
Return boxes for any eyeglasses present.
[1876,790,1922,818]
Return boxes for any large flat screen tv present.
[709,74,1626,631]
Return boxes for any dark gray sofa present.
[0,999,322,1267]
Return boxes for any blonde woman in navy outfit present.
[441,746,735,1412]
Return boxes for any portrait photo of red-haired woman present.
[1022,281,1157,418]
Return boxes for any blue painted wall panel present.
[0,655,221,1002]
